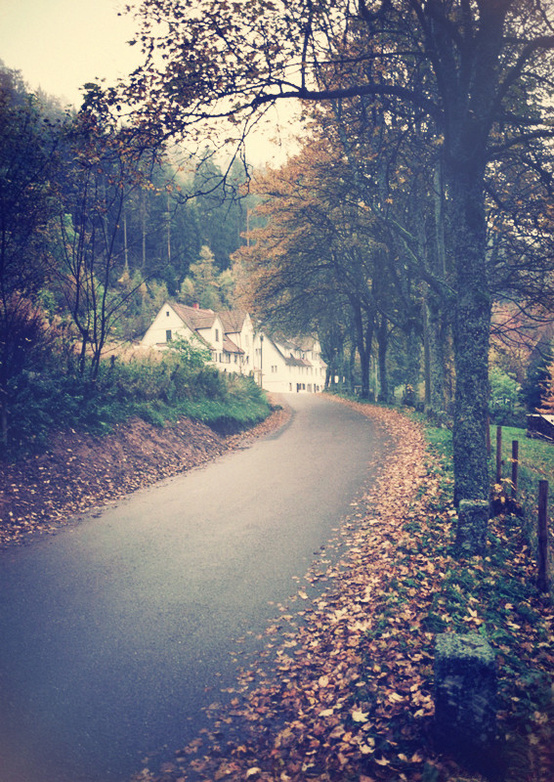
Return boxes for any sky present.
[0,0,298,165]
[0,0,140,106]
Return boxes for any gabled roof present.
[285,355,310,367]
[219,310,249,334]
[223,335,244,355]
[166,303,245,355]
[171,302,218,331]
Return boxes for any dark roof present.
[223,335,244,355]
[285,355,312,367]
[171,302,217,330]
[167,303,245,355]
[219,310,248,334]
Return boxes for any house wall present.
[224,314,255,373]
[140,304,196,346]
[259,337,326,394]
[196,316,226,365]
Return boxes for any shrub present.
[1,347,271,458]
[489,366,526,427]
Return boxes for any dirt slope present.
[0,405,289,549]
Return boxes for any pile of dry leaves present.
[132,399,554,782]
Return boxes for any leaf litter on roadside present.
[133,399,554,782]
[0,404,290,549]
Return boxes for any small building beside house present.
[140,301,326,393]
[258,334,326,394]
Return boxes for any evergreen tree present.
[180,245,223,310]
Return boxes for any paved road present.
[0,394,390,782]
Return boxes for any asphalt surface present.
[0,394,390,782]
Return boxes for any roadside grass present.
[3,352,272,458]
[491,424,554,555]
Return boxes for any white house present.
[257,334,327,394]
[140,302,253,373]
[140,301,326,393]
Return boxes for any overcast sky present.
[0,0,140,106]
[0,0,298,164]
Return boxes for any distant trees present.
[234,138,395,399]
[51,85,164,379]
[0,63,251,447]
[180,245,227,310]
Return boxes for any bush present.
[1,348,271,458]
[489,366,526,427]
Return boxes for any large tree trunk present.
[448,165,491,505]
[352,301,374,399]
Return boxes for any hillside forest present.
[0,64,264,452]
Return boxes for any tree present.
[180,244,224,309]
[192,155,248,271]
[521,326,554,413]
[0,66,61,444]
[121,0,554,504]
[234,140,396,398]
[52,86,159,379]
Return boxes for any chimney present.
[193,302,199,310]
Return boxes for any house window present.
[215,329,219,342]
[166,310,170,317]
[166,329,172,342]
[219,353,223,362]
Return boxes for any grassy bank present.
[491,424,554,543]
[2,346,272,458]
[422,417,554,780]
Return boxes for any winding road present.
[0,394,390,782]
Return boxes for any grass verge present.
[422,418,554,781]
[3,352,272,458]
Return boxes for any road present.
[0,394,390,782]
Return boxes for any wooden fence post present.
[511,441,519,498]
[496,426,502,484]
[538,480,550,593]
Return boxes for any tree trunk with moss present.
[447,162,491,505]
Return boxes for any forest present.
[0,63,266,453]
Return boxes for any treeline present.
[0,65,257,452]
[234,99,554,430]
